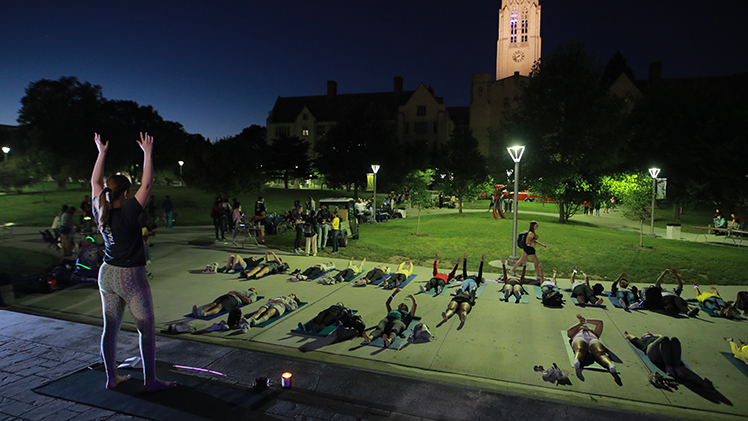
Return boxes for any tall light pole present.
[371,164,380,223]
[649,167,660,236]
[2,147,9,161]
[178,161,184,180]
[507,145,525,262]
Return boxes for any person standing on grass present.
[331,211,340,253]
[91,132,176,392]
[510,221,547,281]
[254,196,266,245]
[161,195,173,229]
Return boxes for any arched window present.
[521,9,528,42]
[510,7,518,44]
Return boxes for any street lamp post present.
[370,165,380,223]
[178,161,184,180]
[507,146,526,262]
[649,167,660,236]
[2,147,9,161]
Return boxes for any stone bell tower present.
[496,0,541,80]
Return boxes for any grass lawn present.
[268,211,747,285]
[0,246,61,278]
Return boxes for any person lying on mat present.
[322,257,366,284]
[724,337,748,364]
[567,314,618,374]
[642,268,699,317]
[499,258,527,303]
[382,261,413,289]
[441,284,478,323]
[192,288,258,318]
[240,250,286,279]
[352,264,390,287]
[610,272,639,309]
[694,283,735,318]
[291,261,336,280]
[243,293,301,327]
[543,268,563,294]
[363,289,417,348]
[419,253,460,295]
[569,266,604,305]
[297,301,348,333]
[625,331,685,378]
[219,254,247,273]
[454,253,485,293]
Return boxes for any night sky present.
[1,1,745,141]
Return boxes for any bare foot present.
[363,333,371,344]
[595,298,604,305]
[382,334,391,348]
[106,374,132,389]
[144,378,177,392]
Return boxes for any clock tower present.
[496,0,541,80]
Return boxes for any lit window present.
[521,10,528,42]
[302,126,309,137]
[510,7,518,43]
[417,105,426,116]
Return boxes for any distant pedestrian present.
[583,201,589,215]
[331,211,340,253]
[254,197,266,245]
[595,202,601,216]
[211,200,226,241]
[161,195,173,229]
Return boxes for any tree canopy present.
[435,127,490,213]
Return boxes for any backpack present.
[643,286,664,310]
[227,308,242,328]
[542,288,564,307]
[517,231,528,249]
[735,291,748,311]
[409,322,435,342]
[592,283,604,296]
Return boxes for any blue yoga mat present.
[361,317,422,350]
[380,274,418,289]
[697,302,746,319]
[567,291,606,308]
[251,302,307,328]
[721,352,748,378]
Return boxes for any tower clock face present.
[512,51,525,62]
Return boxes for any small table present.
[692,226,745,245]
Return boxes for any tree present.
[0,153,44,193]
[436,127,490,213]
[601,173,653,247]
[403,169,434,235]
[314,102,401,195]
[266,136,312,189]
[499,39,627,223]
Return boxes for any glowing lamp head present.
[371,164,380,174]
[648,168,660,179]
[1,147,9,154]
[507,145,525,163]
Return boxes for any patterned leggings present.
[98,263,157,384]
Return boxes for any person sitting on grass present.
[569,266,604,305]
[297,302,348,334]
[192,288,258,318]
[243,293,301,328]
[291,262,335,281]
[694,283,735,318]
[454,253,485,293]
[567,314,618,375]
[625,331,686,378]
[724,337,748,365]
[363,289,417,348]
[321,258,366,284]
[240,250,286,279]
[610,272,639,309]
[441,284,478,324]
[352,264,390,287]
[419,253,460,295]
[382,261,413,289]
[499,258,527,303]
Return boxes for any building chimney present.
[327,80,337,99]
[394,76,403,93]
[649,62,662,85]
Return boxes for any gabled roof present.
[270,90,443,123]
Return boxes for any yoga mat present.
[290,269,333,281]
[561,330,620,372]
[184,296,265,321]
[251,302,307,328]
[422,279,455,296]
[291,310,358,337]
[567,291,606,308]
[533,285,566,303]
[33,361,266,421]
[380,274,418,289]
[500,286,529,303]
[343,271,364,282]
[362,317,422,350]
[721,352,748,378]
[449,282,488,298]
[625,339,693,381]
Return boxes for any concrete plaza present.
[0,212,746,420]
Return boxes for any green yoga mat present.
[362,317,422,350]
[560,330,620,372]
[251,302,307,328]
[33,361,267,421]
[291,310,358,337]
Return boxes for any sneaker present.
[198,308,205,318]
[573,360,581,369]
[293,249,300,255]
[608,364,618,374]
[249,318,258,327]
[206,321,227,332]
[297,322,306,332]
[436,285,443,295]
[240,321,250,333]
[687,307,699,317]
[419,285,426,293]
[192,305,199,317]
[509,269,517,277]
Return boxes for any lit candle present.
[281,372,292,388]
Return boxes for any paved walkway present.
[0,212,746,421]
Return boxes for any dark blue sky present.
[1,1,745,141]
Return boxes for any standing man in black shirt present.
[254,197,266,245]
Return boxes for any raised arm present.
[462,253,468,278]
[611,272,626,293]
[134,132,154,208]
[519,263,527,284]
[570,266,577,286]
[586,318,604,337]
[91,133,108,198]
[407,293,417,316]
[671,268,683,289]
[567,314,586,338]
[654,269,670,287]
[385,288,400,312]
[447,258,461,281]
[433,253,439,277]
[500,258,508,280]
